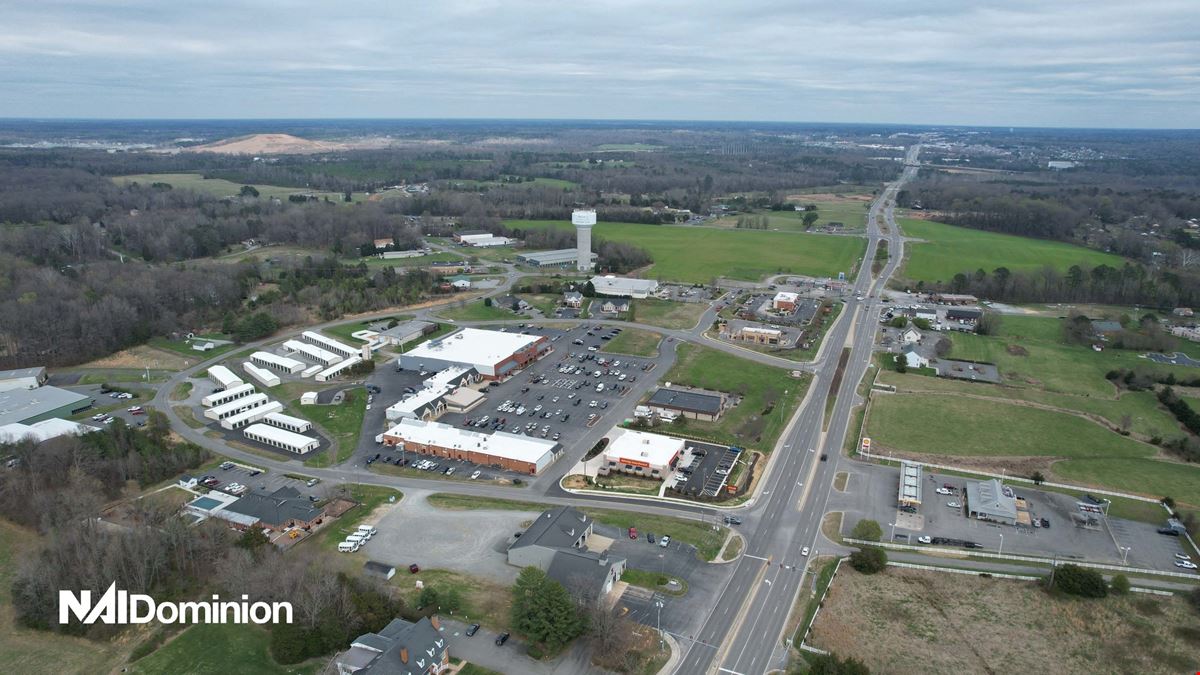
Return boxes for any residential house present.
[900,328,922,345]
[899,346,929,369]
[562,291,584,309]
[508,506,627,603]
[600,299,631,314]
[337,616,448,675]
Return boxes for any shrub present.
[850,519,882,542]
[806,652,872,675]
[849,546,887,574]
[1110,574,1131,595]
[1050,564,1107,598]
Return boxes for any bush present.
[850,519,882,542]
[849,546,887,574]
[805,652,871,675]
[1110,574,1131,595]
[1050,564,1107,598]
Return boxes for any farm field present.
[659,343,809,451]
[897,217,1125,284]
[713,200,868,231]
[507,219,864,283]
[601,327,662,356]
[113,173,363,203]
[810,566,1200,675]
[632,297,707,330]
[128,623,318,675]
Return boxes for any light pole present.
[1121,546,1131,565]
[889,522,897,542]
[998,533,1004,556]
[655,599,665,651]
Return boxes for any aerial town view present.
[1,2,1199,675]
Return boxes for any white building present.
[207,365,243,390]
[396,328,550,380]
[300,392,318,405]
[899,347,929,369]
[219,400,284,430]
[251,351,306,375]
[242,361,281,387]
[204,393,269,421]
[301,331,358,359]
[0,366,48,392]
[263,411,312,433]
[243,423,319,454]
[201,382,256,408]
[315,356,363,382]
[0,418,98,444]
[772,291,800,311]
[283,340,342,367]
[900,328,922,345]
[590,275,659,299]
[458,233,513,247]
[599,428,685,479]
[382,417,560,474]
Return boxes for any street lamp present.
[998,533,1004,556]
[655,599,665,651]
[889,522,897,542]
[1121,546,1131,565]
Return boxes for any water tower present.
[572,209,596,272]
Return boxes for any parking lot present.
[192,460,324,501]
[834,464,1196,573]
[665,440,737,498]
[353,322,667,482]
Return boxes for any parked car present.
[1158,528,1181,536]
[470,470,482,480]
[495,632,510,646]
[659,535,671,548]
[1176,560,1198,570]
[628,527,638,539]
[466,623,480,637]
[306,478,320,487]
[917,535,932,544]
[935,487,953,496]
[647,533,656,544]
[409,563,420,574]
[1175,553,1192,561]
[946,501,961,509]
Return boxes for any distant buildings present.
[396,328,551,380]
[0,386,94,427]
[517,249,598,268]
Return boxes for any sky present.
[0,0,1198,128]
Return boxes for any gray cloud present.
[0,0,1197,127]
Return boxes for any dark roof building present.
[363,561,397,580]
[946,308,983,322]
[1091,320,1123,334]
[224,486,324,530]
[338,616,448,675]
[647,387,725,421]
[507,506,627,602]
[509,505,591,553]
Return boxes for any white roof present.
[284,339,342,365]
[590,275,659,295]
[774,291,800,303]
[263,411,311,429]
[207,365,243,387]
[222,400,283,427]
[404,328,541,368]
[243,422,317,449]
[207,392,268,417]
[252,351,306,371]
[603,428,685,467]
[386,385,449,420]
[302,331,358,357]
[202,382,256,406]
[384,417,557,465]
[242,362,281,386]
[315,356,363,380]
[742,326,782,336]
[0,418,98,444]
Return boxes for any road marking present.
[718,669,746,675]
[763,578,771,586]
[744,554,769,561]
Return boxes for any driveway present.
[439,619,606,675]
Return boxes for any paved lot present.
[830,463,1192,573]
[667,440,737,498]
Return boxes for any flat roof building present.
[0,366,48,393]
[201,382,256,408]
[243,423,320,454]
[0,386,94,427]
[219,400,284,430]
[382,417,560,474]
[965,479,1018,525]
[242,361,281,388]
[898,460,922,506]
[773,291,800,311]
[251,351,306,375]
[0,418,98,445]
[396,328,550,380]
[590,275,659,299]
[517,249,598,268]
[375,320,436,347]
[600,428,684,479]
[207,365,243,390]
[647,387,725,421]
[263,411,312,433]
[283,339,342,367]
[204,392,268,421]
[301,331,358,359]
[315,356,363,382]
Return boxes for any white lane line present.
[743,554,769,561]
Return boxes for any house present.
[900,328,922,345]
[600,299,630,314]
[494,295,529,313]
[178,475,199,489]
[447,275,471,290]
[222,486,325,531]
[1090,320,1123,335]
[946,308,983,323]
[337,616,448,675]
[562,291,584,308]
[899,346,928,369]
[508,507,627,603]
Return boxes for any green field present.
[437,300,518,322]
[633,298,708,330]
[147,337,238,360]
[715,201,869,231]
[114,173,363,203]
[293,389,368,468]
[601,328,662,356]
[129,623,317,675]
[898,218,1125,284]
[658,343,810,450]
[507,219,864,283]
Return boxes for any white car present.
[800,547,810,556]
[917,536,932,544]
[946,501,961,509]
[659,536,671,548]
[1175,560,1198,570]
[470,470,482,480]
[935,487,953,496]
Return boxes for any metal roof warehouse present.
[647,387,725,421]
[396,328,549,380]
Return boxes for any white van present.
[596,383,605,392]
[345,533,366,545]
[338,541,359,553]
[357,525,377,538]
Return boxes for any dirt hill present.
[185,133,344,155]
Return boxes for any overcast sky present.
[1,0,1197,128]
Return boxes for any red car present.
[628,527,638,540]
[409,563,420,574]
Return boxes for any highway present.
[676,145,920,675]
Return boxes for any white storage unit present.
[243,423,319,454]
[283,339,342,367]
[220,400,284,430]
[251,351,305,375]
[301,364,323,378]
[204,393,268,421]
[315,356,363,382]
[242,361,281,387]
[201,382,256,408]
[301,331,358,359]
[207,365,243,390]
[263,411,313,433]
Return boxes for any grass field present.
[392,568,512,631]
[713,201,868,231]
[114,173,362,203]
[507,219,865,282]
[437,300,517,322]
[423,493,727,561]
[293,389,367,468]
[517,293,560,316]
[657,344,810,451]
[633,298,707,330]
[128,623,317,675]
[146,337,238,360]
[897,218,1125,284]
[601,328,662,356]
[810,566,1200,675]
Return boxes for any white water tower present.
[572,209,596,272]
